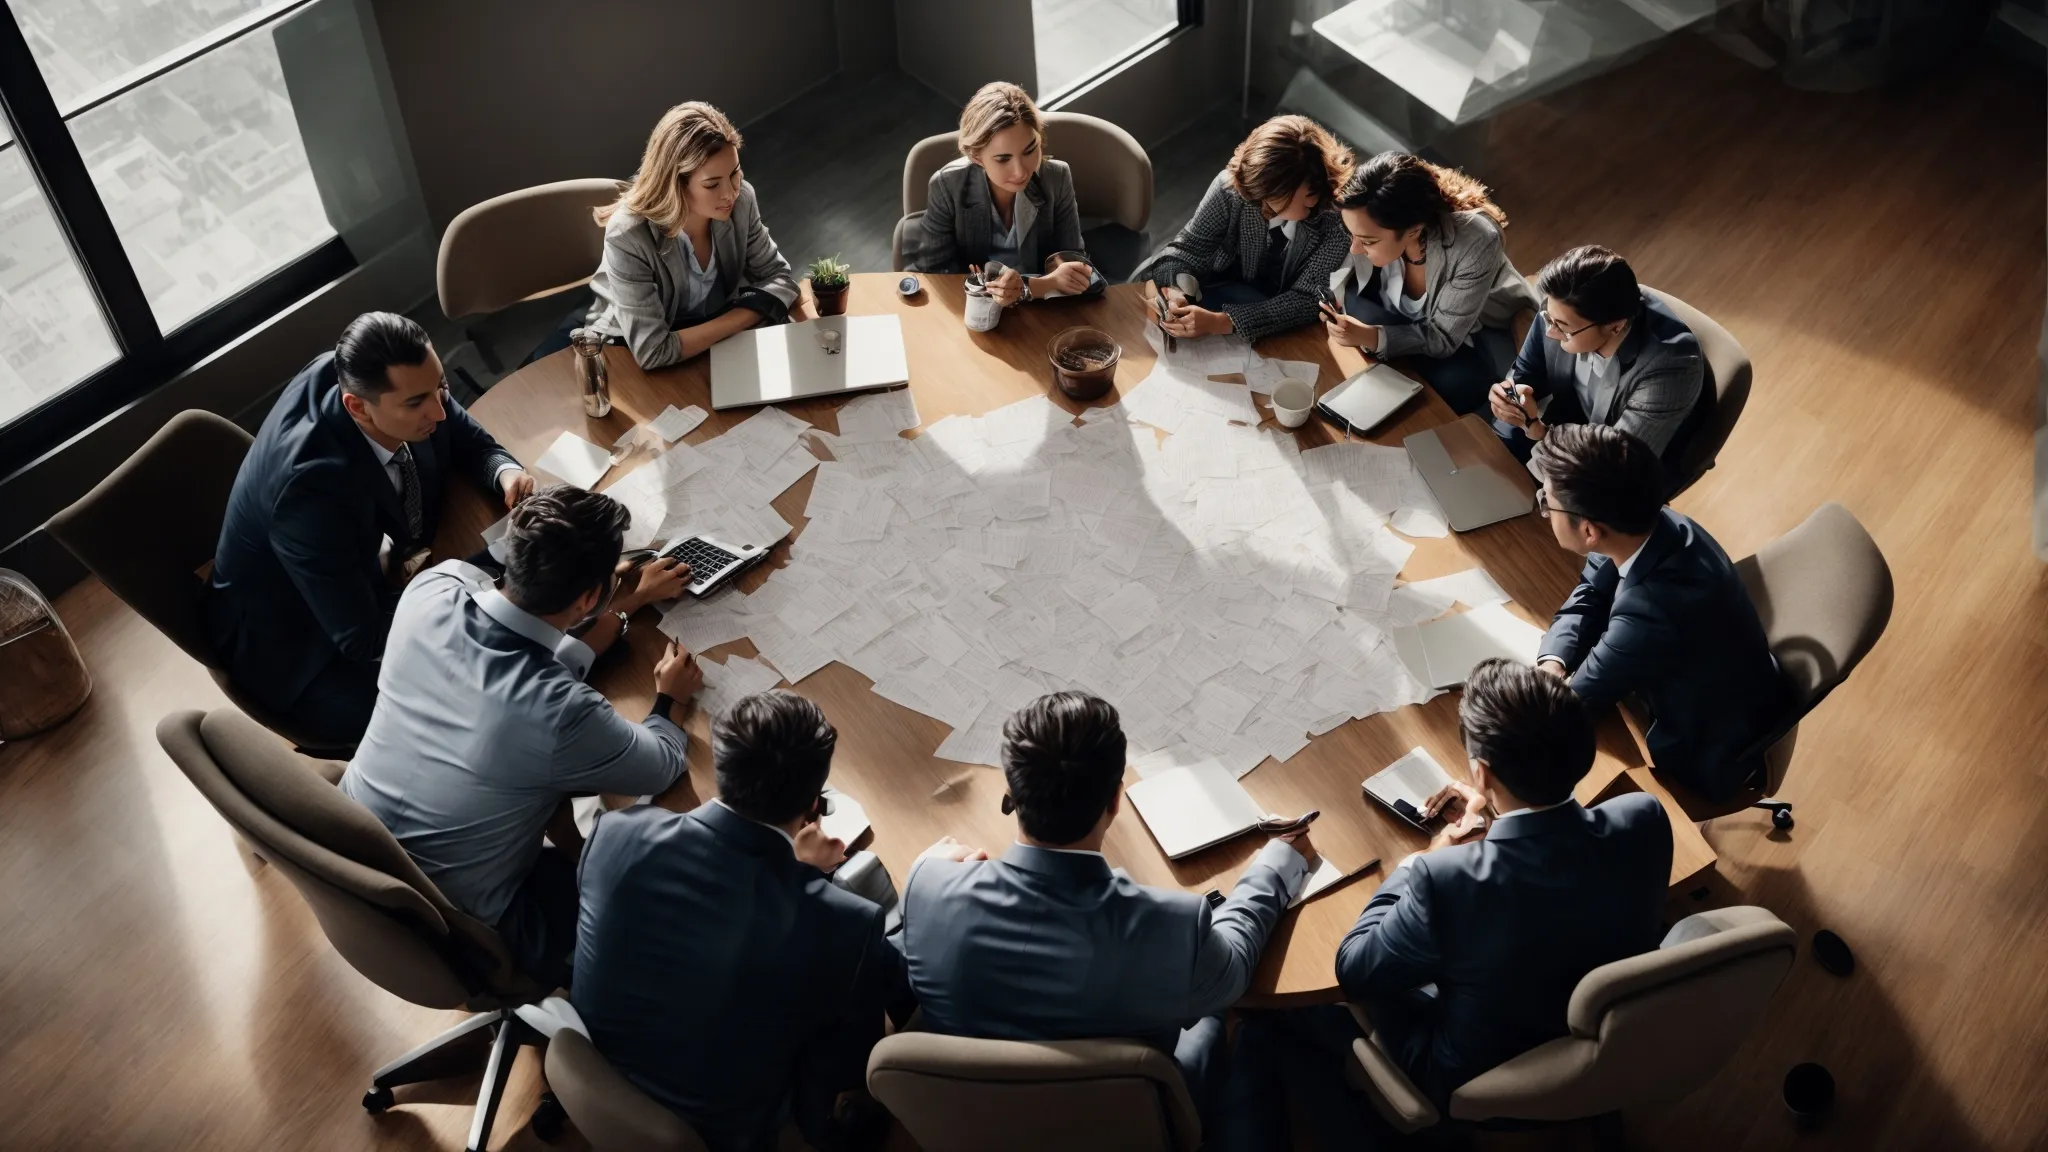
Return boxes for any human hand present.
[1428,808,1488,851]
[1320,302,1377,351]
[1423,779,1487,824]
[1164,300,1232,338]
[973,264,1025,307]
[917,835,988,863]
[1489,382,1533,428]
[1161,285,1188,308]
[1276,826,1318,866]
[499,469,535,510]
[653,641,704,700]
[1537,657,1568,679]
[1041,259,1094,297]
[794,821,849,872]
[618,555,690,612]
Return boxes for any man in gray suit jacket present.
[1490,246,1705,480]
[897,692,1314,1126]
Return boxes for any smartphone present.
[1316,284,1340,312]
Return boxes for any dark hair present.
[1530,423,1663,535]
[1537,246,1641,326]
[1227,115,1353,207]
[1459,659,1594,805]
[501,485,630,615]
[1001,692,1127,846]
[335,311,433,399]
[1336,151,1506,233]
[714,690,838,825]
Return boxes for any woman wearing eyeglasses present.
[1320,152,1539,415]
[1487,246,1703,470]
[1138,115,1354,342]
[912,81,1101,305]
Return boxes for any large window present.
[1035,0,1197,103]
[0,0,382,462]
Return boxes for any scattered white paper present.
[533,431,611,489]
[1391,506,1451,538]
[649,404,709,443]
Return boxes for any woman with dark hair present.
[1488,245,1704,471]
[1136,115,1355,343]
[1320,152,1539,415]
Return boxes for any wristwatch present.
[1018,278,1033,305]
[613,610,630,640]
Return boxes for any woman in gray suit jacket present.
[1138,115,1355,343]
[584,101,802,371]
[912,81,1099,306]
[1322,152,1539,415]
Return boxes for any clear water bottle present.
[571,328,611,417]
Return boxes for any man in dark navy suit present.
[572,690,902,1152]
[1532,422,1788,800]
[208,312,532,749]
[1214,661,1670,1151]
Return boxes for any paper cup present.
[1271,378,1315,428]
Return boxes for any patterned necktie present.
[394,443,423,542]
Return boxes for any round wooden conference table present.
[440,273,1712,1005]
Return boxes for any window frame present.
[1036,0,1206,108]
[0,0,358,472]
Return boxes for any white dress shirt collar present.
[472,586,595,680]
[1268,214,1298,243]
[713,798,797,848]
[1489,797,1579,829]
[1013,841,1105,859]
[1615,537,1649,579]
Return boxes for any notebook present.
[1126,760,1272,860]
[1391,601,1547,689]
[1362,746,1457,831]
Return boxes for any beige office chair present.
[868,1033,1200,1152]
[543,1029,708,1152]
[45,411,345,755]
[1666,502,1892,827]
[892,112,1153,275]
[1646,287,1752,498]
[437,178,623,321]
[157,708,553,1152]
[1347,906,1797,1133]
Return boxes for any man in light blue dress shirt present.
[896,692,1313,1129]
[341,486,699,987]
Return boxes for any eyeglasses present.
[1542,312,1599,339]
[1535,485,1586,520]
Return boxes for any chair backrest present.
[1645,287,1751,497]
[437,178,623,320]
[154,708,532,1008]
[899,112,1152,231]
[1737,502,1893,723]
[46,410,251,666]
[1451,906,1796,1122]
[545,1029,708,1152]
[868,1033,1200,1152]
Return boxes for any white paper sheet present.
[533,431,612,489]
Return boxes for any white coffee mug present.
[964,284,1003,332]
[1271,378,1315,428]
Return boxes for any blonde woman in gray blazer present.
[911,82,1100,305]
[1322,152,1539,415]
[584,102,801,371]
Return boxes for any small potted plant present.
[808,254,851,316]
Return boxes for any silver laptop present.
[1314,361,1422,435]
[1403,413,1537,532]
[710,315,910,410]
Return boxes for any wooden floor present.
[1,41,2041,1152]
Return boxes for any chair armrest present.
[1341,1004,1440,1133]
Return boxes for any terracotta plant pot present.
[811,280,850,316]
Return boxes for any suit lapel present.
[1602,311,1654,423]
[1013,177,1043,267]
[709,216,741,295]
[321,384,408,535]
[963,169,994,265]
[1618,511,1683,594]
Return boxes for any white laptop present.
[710,315,910,410]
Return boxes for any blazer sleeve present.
[1038,166,1105,298]
[269,468,390,668]
[1217,217,1352,344]
[601,225,684,371]
[1336,856,1443,1000]
[792,904,900,1145]
[1615,353,1705,457]
[1187,839,1309,1017]
[1508,318,1550,397]
[441,388,518,493]
[1537,554,1617,674]
[913,169,965,274]
[1564,586,1689,709]
[1146,175,1234,289]
[550,689,690,796]
[1376,225,1505,361]
[729,183,797,324]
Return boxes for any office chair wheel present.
[362,1085,394,1114]
[530,1093,566,1142]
